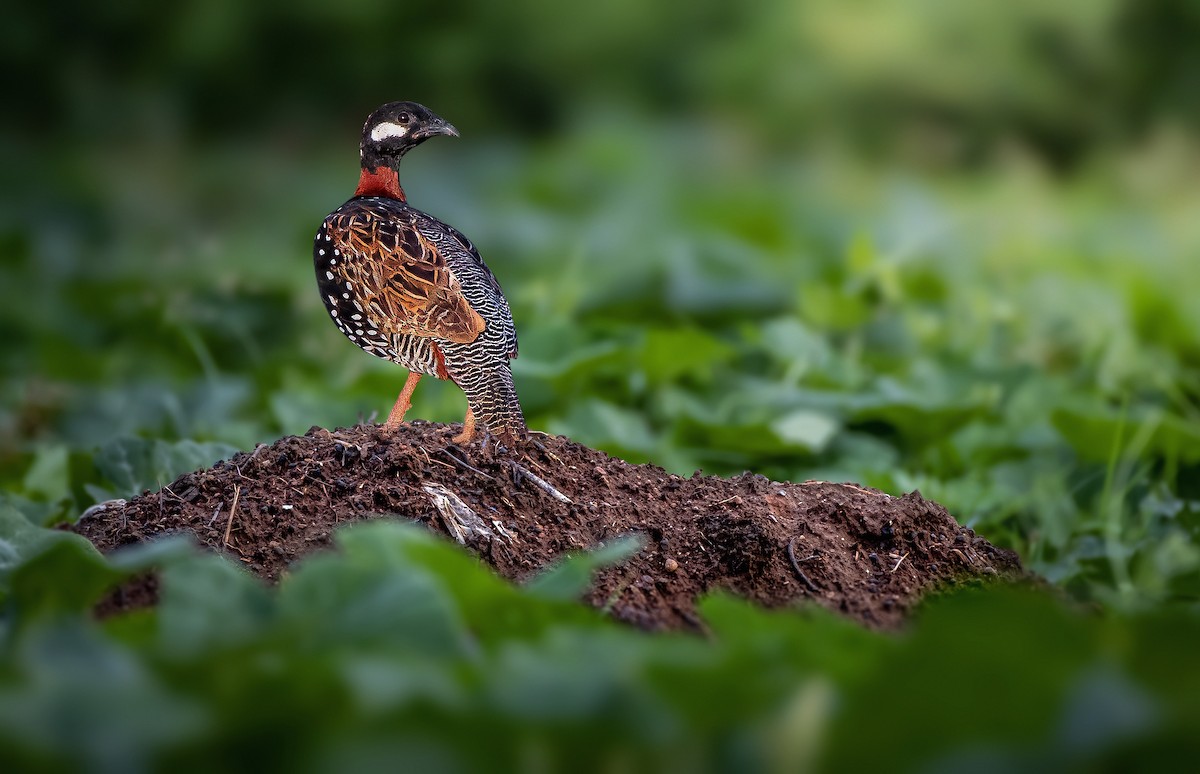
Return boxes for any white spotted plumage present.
[313,196,523,439]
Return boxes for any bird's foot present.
[451,407,478,445]
[383,405,410,433]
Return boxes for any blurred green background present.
[3,1,1200,769]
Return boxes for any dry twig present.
[223,484,242,547]
[798,480,890,498]
[440,448,494,481]
[512,463,572,503]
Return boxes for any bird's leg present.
[384,371,422,431]
[452,406,477,445]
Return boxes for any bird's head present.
[359,101,459,171]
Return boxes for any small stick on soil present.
[800,480,889,498]
[491,520,514,541]
[329,434,367,453]
[223,484,242,547]
[528,437,562,465]
[418,444,456,471]
[440,448,494,481]
[787,538,821,594]
[512,463,572,504]
[522,455,551,475]
[891,552,909,573]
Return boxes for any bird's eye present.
[398,112,413,124]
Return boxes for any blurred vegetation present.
[3,518,1198,772]
[5,0,1200,166]
[2,0,1200,770]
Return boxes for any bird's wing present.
[322,202,485,343]
[419,218,520,360]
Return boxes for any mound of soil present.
[73,422,1022,630]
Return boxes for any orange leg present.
[384,371,422,431]
[452,405,476,445]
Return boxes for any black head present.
[360,101,459,171]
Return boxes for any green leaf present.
[107,534,198,574]
[822,587,1106,771]
[844,377,990,447]
[0,504,45,580]
[1052,404,1200,465]
[0,504,121,618]
[0,491,68,528]
[770,409,840,453]
[526,535,643,601]
[638,327,733,383]
[278,521,471,657]
[486,629,660,723]
[21,444,70,502]
[156,552,272,658]
[0,623,207,771]
[93,438,239,497]
[550,400,659,460]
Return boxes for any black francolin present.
[314,102,524,445]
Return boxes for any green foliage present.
[7,1,1198,168]
[0,521,1197,772]
[89,438,241,502]
[526,534,643,602]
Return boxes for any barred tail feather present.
[462,366,526,441]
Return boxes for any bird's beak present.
[419,120,458,140]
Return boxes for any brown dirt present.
[73,422,1022,630]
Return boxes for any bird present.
[313,101,525,445]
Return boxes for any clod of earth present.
[73,423,1022,629]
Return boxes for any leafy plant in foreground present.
[1,516,1197,772]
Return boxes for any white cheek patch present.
[370,122,408,142]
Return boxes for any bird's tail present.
[463,366,526,443]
